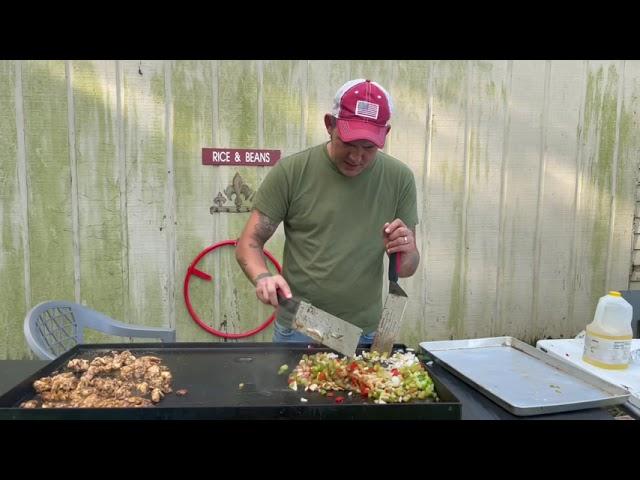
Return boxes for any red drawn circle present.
[184,239,282,338]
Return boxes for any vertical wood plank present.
[608,61,639,293]
[22,61,75,308]
[214,60,275,341]
[461,61,508,339]
[497,61,546,343]
[385,60,430,345]
[425,60,468,340]
[241,59,306,341]
[537,61,584,338]
[492,61,513,338]
[170,60,217,342]
[0,61,28,358]
[121,60,170,328]
[71,61,126,343]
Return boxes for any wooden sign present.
[202,148,281,166]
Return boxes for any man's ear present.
[324,114,335,133]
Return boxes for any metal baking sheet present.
[420,337,630,416]
[0,342,461,420]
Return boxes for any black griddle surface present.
[0,343,461,420]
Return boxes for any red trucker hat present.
[332,79,393,148]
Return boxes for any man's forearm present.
[236,242,271,285]
[236,209,280,285]
[398,250,420,278]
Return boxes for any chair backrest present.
[24,301,176,360]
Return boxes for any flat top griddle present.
[0,343,461,420]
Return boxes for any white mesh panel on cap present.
[331,78,365,116]
[331,79,394,121]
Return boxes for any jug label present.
[583,331,632,366]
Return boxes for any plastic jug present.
[582,291,633,369]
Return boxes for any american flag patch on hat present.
[355,100,379,120]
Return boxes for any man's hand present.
[254,273,292,307]
[382,219,415,254]
[382,219,420,277]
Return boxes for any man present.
[235,79,419,344]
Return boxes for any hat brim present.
[336,119,388,149]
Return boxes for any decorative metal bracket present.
[210,172,255,214]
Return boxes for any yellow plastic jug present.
[582,291,633,369]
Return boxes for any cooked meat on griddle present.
[67,358,90,372]
[151,388,163,403]
[20,350,173,409]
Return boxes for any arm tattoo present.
[252,211,280,245]
[237,257,252,279]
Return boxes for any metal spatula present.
[278,294,362,358]
[371,252,408,354]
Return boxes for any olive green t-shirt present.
[252,143,418,333]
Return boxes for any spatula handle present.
[276,289,287,306]
[389,252,400,283]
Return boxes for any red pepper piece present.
[391,368,400,376]
[335,396,345,404]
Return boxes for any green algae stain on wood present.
[219,61,258,148]
[306,61,351,148]
[263,60,304,154]
[583,64,621,298]
[22,61,75,306]
[434,61,467,108]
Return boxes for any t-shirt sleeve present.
[396,168,419,228]
[251,160,289,222]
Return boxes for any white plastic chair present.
[24,301,176,360]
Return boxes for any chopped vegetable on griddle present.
[287,350,438,404]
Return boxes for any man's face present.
[329,132,379,177]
